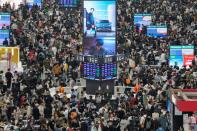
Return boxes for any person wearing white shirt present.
[26,104,32,118]
[63,108,69,120]
[38,103,45,117]
[120,117,129,131]
[90,122,97,131]
[140,114,147,130]
[51,46,57,56]
[160,52,166,64]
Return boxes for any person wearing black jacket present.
[44,92,53,105]
[148,51,155,65]
[12,79,20,97]
[3,38,9,46]
[32,104,40,120]
[5,69,13,89]
[44,104,52,119]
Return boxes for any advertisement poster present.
[0,13,10,29]
[134,14,152,32]
[147,25,168,38]
[0,30,9,45]
[59,0,78,7]
[83,0,116,56]
[26,0,42,7]
[169,46,194,67]
[0,0,23,9]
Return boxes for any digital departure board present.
[83,63,99,80]
[101,63,116,79]
[83,62,116,80]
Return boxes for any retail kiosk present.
[170,89,197,131]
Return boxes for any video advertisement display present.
[59,0,78,7]
[169,46,194,67]
[0,30,9,46]
[0,0,23,9]
[134,14,152,32]
[147,25,167,38]
[0,13,10,29]
[26,0,42,8]
[0,47,20,72]
[83,0,116,56]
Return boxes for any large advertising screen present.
[26,0,42,7]
[0,13,10,29]
[0,30,9,46]
[169,46,194,67]
[0,0,23,9]
[58,0,78,7]
[0,47,19,63]
[147,25,167,38]
[0,47,20,72]
[83,0,116,56]
[134,14,152,32]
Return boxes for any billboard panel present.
[134,14,152,32]
[0,47,20,72]
[0,0,23,9]
[26,0,42,7]
[0,30,9,46]
[0,13,10,29]
[83,0,116,56]
[147,25,167,38]
[58,0,78,7]
[169,46,194,67]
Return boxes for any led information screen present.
[0,30,9,46]
[147,25,167,38]
[134,14,152,31]
[83,63,99,80]
[83,62,117,80]
[59,0,78,7]
[83,0,116,56]
[26,0,42,7]
[169,46,194,67]
[0,13,10,29]
[0,0,22,9]
[101,63,116,79]
[82,56,117,80]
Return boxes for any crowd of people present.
[0,0,197,130]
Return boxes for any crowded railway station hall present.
[0,0,197,131]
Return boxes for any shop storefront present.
[170,89,197,131]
